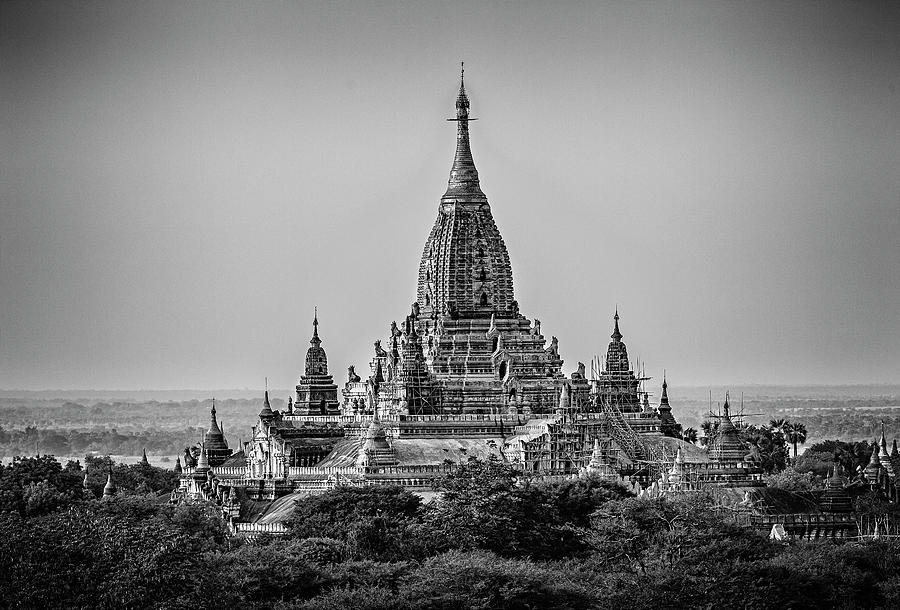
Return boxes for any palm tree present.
[700,420,717,446]
[769,418,787,434]
[681,428,698,444]
[783,422,808,460]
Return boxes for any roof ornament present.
[611,309,622,341]
[311,308,321,345]
[258,380,275,422]
[443,61,484,200]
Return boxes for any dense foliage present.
[0,454,178,517]
[2,454,900,608]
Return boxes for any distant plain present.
[1,385,897,462]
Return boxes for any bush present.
[765,466,823,491]
[292,537,344,564]
[401,550,595,610]
[286,486,421,541]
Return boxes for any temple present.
[173,67,776,533]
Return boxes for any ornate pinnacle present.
[444,62,484,201]
[311,308,321,345]
[611,309,622,341]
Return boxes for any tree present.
[681,428,698,444]
[400,550,595,610]
[426,457,583,559]
[700,420,718,446]
[792,450,834,478]
[537,475,632,527]
[808,439,871,475]
[83,454,178,497]
[765,466,822,491]
[286,485,422,542]
[0,455,84,516]
[0,496,229,609]
[740,425,789,473]
[784,422,808,460]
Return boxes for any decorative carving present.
[348,365,361,383]
[571,362,586,380]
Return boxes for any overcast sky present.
[1,1,898,390]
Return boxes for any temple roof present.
[258,389,275,422]
[218,450,246,469]
[708,397,748,462]
[304,312,329,377]
[604,310,631,374]
[659,376,670,409]
[205,400,229,451]
[192,445,211,480]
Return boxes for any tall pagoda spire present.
[311,307,320,346]
[611,309,622,341]
[258,381,275,423]
[657,372,678,437]
[443,62,485,201]
[604,309,630,373]
[203,397,231,465]
[208,398,222,435]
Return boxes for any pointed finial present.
[310,309,321,344]
[611,309,622,341]
[259,383,275,421]
[444,61,483,200]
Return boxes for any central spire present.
[311,308,320,347]
[443,62,485,201]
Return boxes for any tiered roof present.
[819,464,852,513]
[707,398,748,464]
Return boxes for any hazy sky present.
[1,1,898,390]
